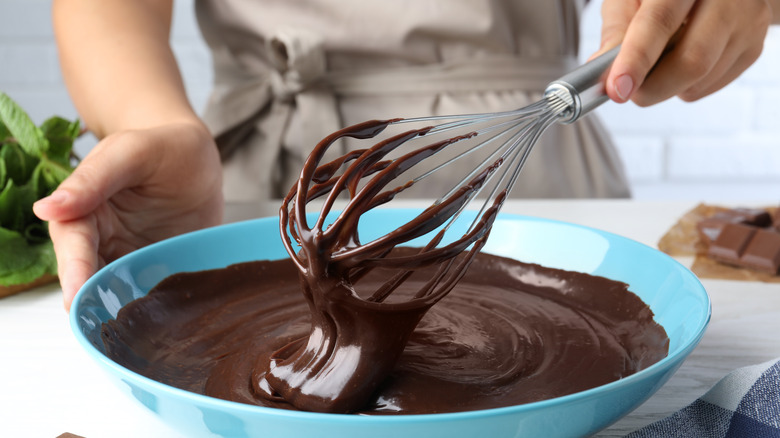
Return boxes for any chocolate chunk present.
[724,208,772,227]
[707,223,757,264]
[741,229,780,274]
[698,208,772,244]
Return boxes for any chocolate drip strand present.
[264,119,507,413]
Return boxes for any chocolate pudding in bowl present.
[70,210,710,438]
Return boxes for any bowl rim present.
[70,210,711,423]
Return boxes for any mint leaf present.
[0,92,77,288]
[0,178,38,232]
[37,117,80,197]
[0,92,48,157]
[0,227,56,286]
[0,120,10,143]
[0,227,38,275]
[35,158,72,196]
[1,142,39,185]
[41,116,80,165]
[0,157,6,190]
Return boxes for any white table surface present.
[2,200,779,438]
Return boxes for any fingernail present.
[615,75,634,101]
[36,190,68,206]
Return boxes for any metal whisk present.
[264,47,621,413]
[280,46,620,296]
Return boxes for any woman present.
[35,0,778,309]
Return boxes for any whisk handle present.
[544,45,620,124]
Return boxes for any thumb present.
[595,0,636,102]
[33,133,143,222]
[33,163,110,223]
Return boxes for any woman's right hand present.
[598,0,777,106]
[33,121,224,311]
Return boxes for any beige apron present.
[195,0,630,202]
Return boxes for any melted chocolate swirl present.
[262,120,505,412]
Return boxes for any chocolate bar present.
[708,222,780,274]
[696,208,772,245]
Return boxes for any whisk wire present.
[383,94,570,241]
[393,99,553,133]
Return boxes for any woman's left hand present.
[597,0,777,106]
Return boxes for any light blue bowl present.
[70,210,710,438]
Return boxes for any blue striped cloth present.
[627,358,780,438]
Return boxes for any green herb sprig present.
[0,91,79,287]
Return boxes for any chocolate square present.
[741,229,780,274]
[708,223,757,264]
[724,208,771,227]
[697,217,729,245]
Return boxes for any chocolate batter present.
[102,249,668,415]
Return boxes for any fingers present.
[598,0,773,106]
[33,131,153,223]
[596,0,637,58]
[629,7,727,105]
[48,215,100,312]
[672,0,769,102]
[679,49,759,101]
[603,0,697,103]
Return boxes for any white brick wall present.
[1,0,778,201]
